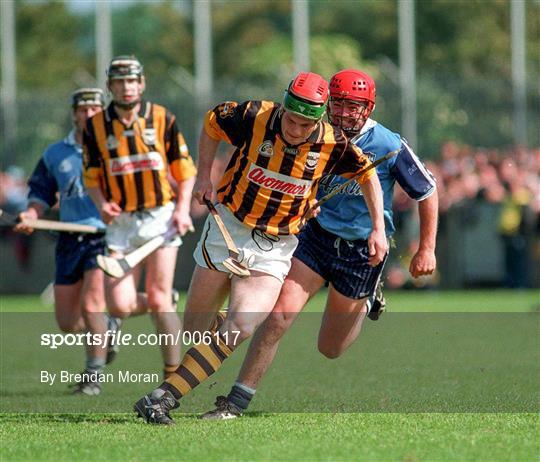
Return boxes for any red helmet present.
[283,72,329,120]
[328,69,376,134]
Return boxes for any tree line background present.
[1,0,538,291]
[3,0,539,172]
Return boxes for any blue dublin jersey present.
[27,131,104,228]
[316,119,436,241]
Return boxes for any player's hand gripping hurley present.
[301,149,399,225]
[0,208,105,234]
[203,198,251,278]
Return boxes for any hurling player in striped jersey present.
[83,56,197,380]
[134,71,388,424]
[200,69,439,419]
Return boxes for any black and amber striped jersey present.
[204,100,375,235]
[83,101,196,212]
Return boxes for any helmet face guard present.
[283,72,329,120]
[328,97,373,135]
[71,88,104,109]
[328,69,376,134]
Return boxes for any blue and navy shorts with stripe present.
[294,219,387,300]
[55,232,106,285]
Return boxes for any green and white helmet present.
[283,72,329,120]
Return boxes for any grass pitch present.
[1,289,538,461]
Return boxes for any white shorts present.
[193,204,298,282]
[106,202,182,253]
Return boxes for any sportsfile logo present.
[109,152,164,175]
[247,164,312,197]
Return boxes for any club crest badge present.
[106,134,119,150]
[142,128,156,146]
[58,158,73,173]
[305,151,320,170]
[257,140,274,158]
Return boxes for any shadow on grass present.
[0,411,279,425]
[0,413,138,424]
[0,389,87,398]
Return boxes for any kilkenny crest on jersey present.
[305,151,320,170]
[106,134,119,150]
[142,128,156,146]
[257,140,274,158]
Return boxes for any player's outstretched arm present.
[410,189,438,278]
[359,174,388,266]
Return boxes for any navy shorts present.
[55,233,106,285]
[294,219,387,300]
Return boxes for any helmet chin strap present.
[114,100,140,110]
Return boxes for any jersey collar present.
[106,100,149,124]
[64,129,81,151]
[350,118,377,145]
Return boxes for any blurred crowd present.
[432,142,539,214]
[389,143,539,289]
[2,143,539,288]
[0,166,28,215]
[0,166,33,270]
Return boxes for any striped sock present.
[163,364,179,379]
[161,332,233,400]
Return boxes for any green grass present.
[2,288,539,313]
[1,290,539,461]
[1,413,538,461]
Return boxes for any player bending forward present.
[200,69,439,419]
[133,71,388,424]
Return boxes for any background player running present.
[134,71,388,424]
[15,88,118,395]
[200,69,438,419]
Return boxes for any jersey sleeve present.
[82,120,102,189]
[391,141,436,200]
[165,113,197,182]
[27,156,57,209]
[330,140,376,185]
[203,100,251,147]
